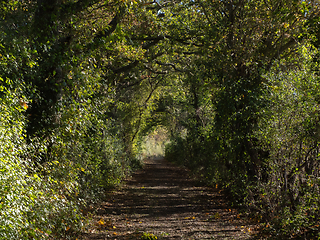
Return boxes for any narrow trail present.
[81,157,256,239]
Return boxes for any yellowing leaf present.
[98,219,105,225]
[19,99,28,109]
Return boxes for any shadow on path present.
[81,157,256,239]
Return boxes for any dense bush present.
[249,59,320,237]
[165,47,320,238]
[0,80,137,239]
[0,88,81,239]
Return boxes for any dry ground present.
[80,157,257,239]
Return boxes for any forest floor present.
[80,157,259,240]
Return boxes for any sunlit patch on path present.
[81,157,256,239]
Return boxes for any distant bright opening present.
[140,126,170,159]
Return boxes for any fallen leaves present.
[82,158,257,239]
[241,226,253,233]
[97,219,106,226]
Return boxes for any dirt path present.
[80,157,256,239]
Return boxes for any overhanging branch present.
[93,7,125,42]
[155,60,187,72]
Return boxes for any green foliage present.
[0,87,30,238]
[166,44,320,238]
[1,0,320,239]
[163,1,320,239]
[141,232,158,240]
[0,87,81,239]
[0,1,144,238]
[249,52,320,237]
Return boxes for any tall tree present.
[187,0,320,178]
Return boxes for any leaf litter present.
[80,157,258,239]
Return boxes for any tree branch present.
[60,0,101,17]
[155,60,187,72]
[113,60,140,74]
[92,7,125,42]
